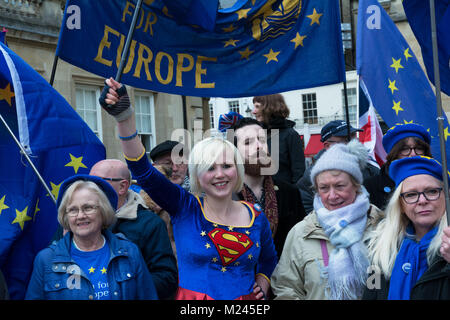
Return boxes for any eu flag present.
[0,42,105,299]
[56,0,345,98]
[356,0,450,163]
[403,0,450,96]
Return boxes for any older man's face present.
[154,153,188,185]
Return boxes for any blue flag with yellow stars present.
[55,0,345,98]
[403,0,450,96]
[0,42,105,299]
[356,0,450,163]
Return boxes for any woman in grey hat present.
[271,140,384,300]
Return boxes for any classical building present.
[0,0,210,160]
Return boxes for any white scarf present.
[314,190,370,300]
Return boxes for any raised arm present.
[102,77,144,159]
[100,78,192,216]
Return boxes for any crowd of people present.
[3,78,450,300]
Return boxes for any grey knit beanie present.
[310,139,368,186]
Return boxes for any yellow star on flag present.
[222,24,236,33]
[200,231,206,236]
[0,83,15,106]
[223,39,239,47]
[12,206,32,230]
[205,243,211,249]
[221,267,227,273]
[404,48,413,61]
[307,8,323,26]
[403,119,414,124]
[101,267,107,274]
[263,49,280,64]
[239,46,254,60]
[212,257,218,263]
[88,267,95,274]
[33,198,40,219]
[236,8,251,20]
[248,254,253,260]
[65,153,87,174]
[392,100,404,115]
[388,79,399,94]
[291,33,307,49]
[0,195,9,215]
[390,58,404,73]
[48,181,62,201]
[444,127,450,141]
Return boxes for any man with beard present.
[231,117,306,257]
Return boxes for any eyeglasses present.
[400,188,443,204]
[66,204,99,217]
[99,177,125,182]
[399,147,425,156]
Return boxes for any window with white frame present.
[228,100,240,114]
[209,103,215,129]
[75,85,102,140]
[134,92,156,155]
[341,87,357,126]
[302,93,318,124]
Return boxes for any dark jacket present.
[363,164,395,210]
[363,257,450,300]
[0,269,8,300]
[25,230,158,300]
[236,177,307,258]
[112,204,178,300]
[266,118,305,185]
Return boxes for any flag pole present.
[343,79,352,140]
[49,55,58,86]
[429,0,450,224]
[115,0,143,83]
[0,113,56,204]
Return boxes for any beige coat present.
[270,204,383,300]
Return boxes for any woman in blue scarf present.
[364,156,450,300]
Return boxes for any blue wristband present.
[119,130,138,141]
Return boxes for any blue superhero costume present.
[126,152,278,300]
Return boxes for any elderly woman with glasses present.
[364,156,450,300]
[364,123,432,210]
[25,175,158,300]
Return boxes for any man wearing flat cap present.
[296,120,379,214]
[150,140,189,190]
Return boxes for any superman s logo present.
[208,228,253,266]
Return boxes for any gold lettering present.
[176,54,194,87]
[116,36,137,74]
[94,25,120,67]
[133,43,153,81]
[155,52,174,85]
[195,56,217,88]
[122,2,134,22]
[144,12,158,36]
[136,7,145,29]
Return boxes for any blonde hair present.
[366,181,447,278]
[188,137,245,196]
[57,180,117,231]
